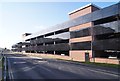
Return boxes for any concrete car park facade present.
[12,3,120,64]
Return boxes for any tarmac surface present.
[5,54,120,81]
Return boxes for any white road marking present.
[22,67,32,71]
[89,69,119,77]
[79,67,119,77]
[38,61,47,63]
[8,57,42,59]
[38,65,53,73]
[13,62,26,64]
[8,58,14,80]
[33,61,47,64]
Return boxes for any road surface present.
[5,54,119,80]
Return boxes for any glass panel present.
[94,21,119,35]
[35,46,45,51]
[118,3,120,14]
[71,41,91,50]
[102,4,118,18]
[82,14,92,23]
[118,20,120,32]
[93,26,115,35]
[74,16,84,26]
[92,10,103,21]
[93,38,120,50]
[46,32,70,40]
[54,43,70,51]
[70,28,90,38]
[44,43,69,51]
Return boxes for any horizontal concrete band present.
[69,36,92,43]
[69,22,92,31]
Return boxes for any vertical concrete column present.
[43,35,45,54]
[43,35,46,46]
[43,42,45,54]
[35,37,37,53]
[54,32,56,45]
[54,51,56,55]
[91,21,95,62]
[30,39,32,53]
[54,32,56,55]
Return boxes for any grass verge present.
[56,58,120,68]
[82,62,120,68]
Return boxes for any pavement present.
[5,54,120,80]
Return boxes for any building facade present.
[12,3,120,62]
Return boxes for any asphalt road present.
[5,54,119,80]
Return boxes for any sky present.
[0,1,119,49]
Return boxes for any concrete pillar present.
[54,51,56,55]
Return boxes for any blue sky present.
[0,2,118,49]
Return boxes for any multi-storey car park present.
[12,3,120,64]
